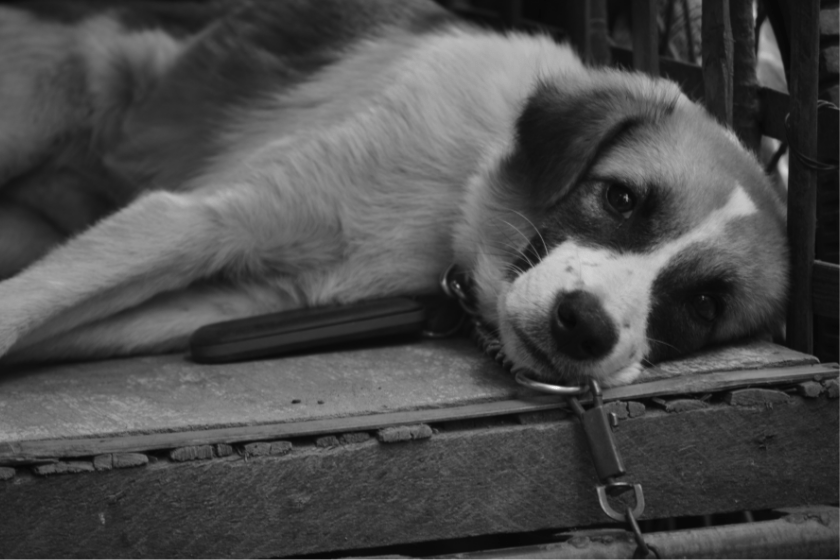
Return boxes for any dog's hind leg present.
[4,280,301,364]
[0,191,218,356]
[0,183,339,360]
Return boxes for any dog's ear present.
[507,75,678,206]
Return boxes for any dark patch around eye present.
[535,181,675,256]
[646,252,736,363]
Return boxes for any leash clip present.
[568,379,646,523]
[569,379,625,482]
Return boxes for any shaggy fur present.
[0,0,788,386]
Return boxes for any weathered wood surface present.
[0,338,515,444]
[0,395,836,558]
[1,360,833,464]
[0,339,819,463]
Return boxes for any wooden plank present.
[0,361,834,464]
[631,0,659,75]
[702,0,734,125]
[729,0,761,153]
[813,260,840,319]
[639,339,818,378]
[0,340,826,464]
[786,0,822,355]
[606,362,835,401]
[1,394,835,558]
[0,338,814,455]
[0,337,517,445]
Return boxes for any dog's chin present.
[497,314,645,388]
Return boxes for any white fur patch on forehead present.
[499,184,758,384]
[722,183,757,216]
[675,183,757,249]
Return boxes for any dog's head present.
[456,68,788,387]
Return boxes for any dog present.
[0,0,788,387]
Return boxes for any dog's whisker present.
[499,218,531,245]
[646,336,681,353]
[509,210,547,262]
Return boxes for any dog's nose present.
[551,290,617,360]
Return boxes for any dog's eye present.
[605,184,637,219]
[690,294,719,322]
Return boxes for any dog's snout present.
[551,290,617,360]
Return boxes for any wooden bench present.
[0,338,837,557]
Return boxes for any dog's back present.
[0,1,452,259]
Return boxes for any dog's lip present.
[511,323,567,379]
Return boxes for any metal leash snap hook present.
[596,481,646,522]
[574,379,646,522]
